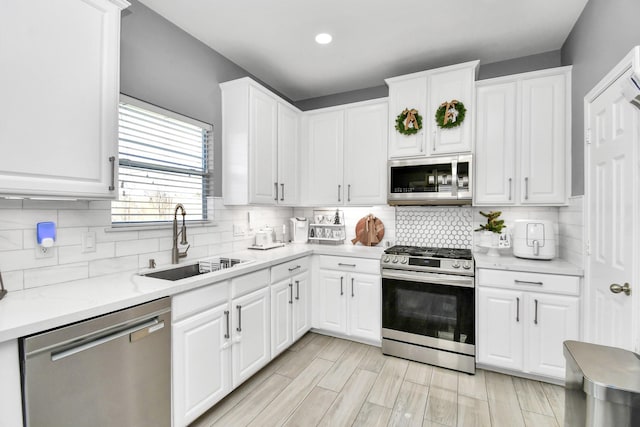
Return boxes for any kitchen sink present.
[140,257,253,281]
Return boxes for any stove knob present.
[400,257,408,264]
[462,261,471,270]
[452,261,461,269]
[392,256,399,263]
[383,256,390,263]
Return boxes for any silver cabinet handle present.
[534,299,538,325]
[108,156,116,191]
[340,276,344,295]
[610,283,631,296]
[432,130,436,152]
[351,277,354,297]
[224,310,230,339]
[420,132,424,153]
[514,280,543,286]
[516,297,520,322]
[274,183,278,201]
[508,178,512,201]
[338,263,356,268]
[524,177,529,200]
[348,184,351,202]
[289,282,293,304]
[281,183,284,201]
[52,318,161,362]
[295,280,300,300]
[236,305,242,332]
[338,184,341,202]
[288,265,301,272]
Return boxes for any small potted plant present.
[475,211,506,256]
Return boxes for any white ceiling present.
[138,0,588,101]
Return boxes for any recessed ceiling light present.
[315,33,332,45]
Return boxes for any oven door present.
[381,269,475,355]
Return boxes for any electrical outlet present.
[35,246,55,259]
[82,231,97,253]
[233,224,245,237]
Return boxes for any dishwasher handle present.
[51,318,163,362]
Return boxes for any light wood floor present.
[191,333,565,427]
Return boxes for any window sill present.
[105,220,215,233]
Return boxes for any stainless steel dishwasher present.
[20,297,171,427]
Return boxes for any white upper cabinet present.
[386,61,478,159]
[475,67,571,206]
[302,99,387,206]
[0,0,128,199]
[221,77,301,205]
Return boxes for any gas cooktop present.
[381,245,474,275]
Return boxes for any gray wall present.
[120,0,291,197]
[295,51,561,111]
[562,0,640,196]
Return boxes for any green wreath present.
[435,100,466,129]
[395,108,423,135]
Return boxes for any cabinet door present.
[292,271,311,341]
[348,272,381,343]
[249,85,278,204]
[277,102,300,205]
[475,82,517,204]
[232,287,270,387]
[388,77,428,158]
[429,66,475,154]
[270,279,293,358]
[520,73,567,204]
[316,269,348,334]
[172,303,231,427]
[526,293,579,378]
[477,288,524,371]
[0,0,123,198]
[344,102,388,205]
[305,110,345,205]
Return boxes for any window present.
[112,95,212,224]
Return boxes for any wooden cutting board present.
[352,216,385,246]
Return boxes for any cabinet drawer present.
[231,268,270,298]
[271,257,310,283]
[318,255,380,274]
[172,281,229,322]
[478,269,579,296]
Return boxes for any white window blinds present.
[112,96,212,223]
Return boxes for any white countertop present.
[474,253,583,276]
[0,243,385,342]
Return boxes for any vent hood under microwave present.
[387,155,472,206]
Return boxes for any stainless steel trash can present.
[564,340,640,426]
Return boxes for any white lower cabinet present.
[314,256,381,344]
[477,269,580,380]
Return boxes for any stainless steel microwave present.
[387,155,472,205]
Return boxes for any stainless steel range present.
[381,245,475,374]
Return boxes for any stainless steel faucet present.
[172,203,190,264]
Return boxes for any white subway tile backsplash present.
[115,238,160,257]
[23,199,90,210]
[2,270,24,291]
[193,232,222,247]
[24,262,89,289]
[58,209,110,227]
[0,230,23,251]
[90,256,139,277]
[58,242,115,264]
[0,209,58,230]
[0,248,59,272]
[93,227,139,242]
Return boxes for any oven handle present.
[381,270,474,288]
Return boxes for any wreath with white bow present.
[435,100,466,129]
[395,108,423,135]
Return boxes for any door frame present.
[583,46,640,352]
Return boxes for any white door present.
[475,82,517,204]
[270,279,293,357]
[477,288,523,371]
[586,56,639,351]
[292,271,311,341]
[344,102,388,205]
[172,303,231,427]
[277,102,300,205]
[348,273,381,343]
[387,77,427,158]
[305,110,344,205]
[316,269,348,334]
[232,287,270,387]
[520,73,568,204]
[249,85,278,204]
[526,293,579,378]
[429,67,475,154]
